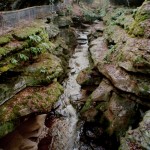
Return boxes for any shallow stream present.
[48,30,90,149]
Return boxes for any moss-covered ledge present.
[0,21,67,139]
[0,81,63,138]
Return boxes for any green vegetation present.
[29,34,42,44]
[10,58,18,65]
[66,5,73,16]
[81,6,100,23]
[0,122,15,138]
[0,35,12,46]
[128,1,150,37]
[12,27,42,40]
[30,47,42,55]
[104,45,116,63]
[18,53,29,61]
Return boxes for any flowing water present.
[48,30,90,149]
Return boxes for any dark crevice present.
[79,120,119,150]
[109,0,144,7]
[0,71,21,84]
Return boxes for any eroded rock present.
[0,81,63,137]
[0,114,48,150]
[120,110,150,150]
[23,53,63,86]
[76,67,102,87]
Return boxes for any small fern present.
[29,34,42,44]
[11,58,18,65]
[18,54,29,61]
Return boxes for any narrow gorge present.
[0,0,150,149]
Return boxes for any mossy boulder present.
[0,76,26,105]
[76,67,102,87]
[128,0,150,37]
[0,34,12,46]
[12,27,43,40]
[119,110,150,150]
[80,79,113,117]
[104,92,136,137]
[45,23,60,39]
[0,81,63,138]
[23,52,63,86]
[0,24,50,75]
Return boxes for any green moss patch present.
[0,122,15,138]
[12,27,42,40]
[0,35,12,46]
[0,81,63,124]
[23,52,63,86]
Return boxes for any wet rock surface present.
[79,121,119,150]
[0,114,48,150]
[120,110,150,150]
[79,0,150,148]
[0,18,73,139]
[0,0,150,149]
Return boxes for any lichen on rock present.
[23,52,63,86]
[0,81,63,138]
[128,0,150,37]
[119,110,150,150]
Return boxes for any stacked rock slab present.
[79,0,150,139]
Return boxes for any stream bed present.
[0,26,118,150]
[47,30,90,150]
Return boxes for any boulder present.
[23,53,63,86]
[128,0,150,38]
[119,110,150,150]
[89,37,108,66]
[0,114,48,150]
[104,92,136,136]
[91,79,113,103]
[0,81,63,137]
[80,79,113,117]
[0,76,26,105]
[45,23,60,39]
[76,67,102,87]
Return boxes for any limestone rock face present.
[119,110,150,150]
[94,0,150,102]
[0,81,63,138]
[80,79,136,136]
[0,21,67,138]
[79,0,150,140]
[104,92,136,136]
[0,114,48,150]
[45,23,60,39]
[23,53,63,86]
[76,67,102,87]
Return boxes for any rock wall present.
[78,0,150,147]
[0,14,76,139]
